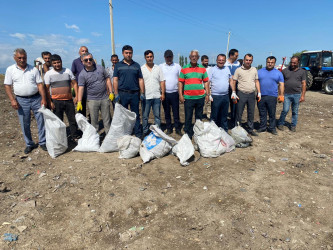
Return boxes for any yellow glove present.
[77,101,82,112]
[109,93,115,101]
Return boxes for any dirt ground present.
[0,74,333,250]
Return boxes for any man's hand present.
[114,94,120,103]
[299,95,305,102]
[209,95,213,102]
[11,99,19,110]
[140,93,145,101]
[278,95,284,103]
[160,93,165,101]
[50,101,55,110]
[41,98,47,107]
[205,95,209,103]
[231,91,239,100]
[73,97,78,105]
[77,101,82,112]
[257,92,261,102]
[179,95,185,103]
[109,93,115,101]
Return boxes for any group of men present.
[4,45,306,154]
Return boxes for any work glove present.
[140,93,145,101]
[231,91,239,104]
[77,101,82,112]
[114,94,120,103]
[109,93,115,101]
[278,95,284,103]
[257,93,261,102]
[209,95,213,102]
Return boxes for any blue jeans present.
[278,93,301,127]
[16,94,46,147]
[119,91,142,138]
[210,94,229,132]
[184,97,205,138]
[143,98,161,134]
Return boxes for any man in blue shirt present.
[113,45,145,138]
[208,54,233,131]
[257,56,284,135]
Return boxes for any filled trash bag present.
[172,134,195,166]
[117,135,141,159]
[231,124,253,148]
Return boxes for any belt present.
[119,89,139,94]
[16,92,40,98]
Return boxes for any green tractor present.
[300,50,333,94]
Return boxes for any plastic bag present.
[117,135,141,159]
[73,113,100,152]
[140,125,177,163]
[193,120,227,158]
[172,134,195,166]
[99,103,136,153]
[231,124,253,148]
[220,129,236,152]
[38,106,68,158]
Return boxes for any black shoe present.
[277,125,284,131]
[290,126,296,132]
[40,144,48,151]
[257,128,266,133]
[269,130,278,135]
[166,129,172,135]
[24,144,38,154]
[175,129,182,136]
[249,131,258,136]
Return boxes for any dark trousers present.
[53,99,78,137]
[184,97,205,138]
[229,85,237,126]
[236,91,255,132]
[211,94,229,132]
[119,91,142,138]
[162,92,181,130]
[257,95,277,131]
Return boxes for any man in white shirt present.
[4,48,48,154]
[159,50,182,135]
[201,55,211,119]
[141,50,165,136]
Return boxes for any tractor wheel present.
[306,71,313,90]
[323,79,333,95]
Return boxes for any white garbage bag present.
[231,124,253,148]
[172,134,194,166]
[193,120,227,158]
[99,103,136,153]
[117,135,141,159]
[140,125,177,163]
[73,113,100,152]
[38,106,68,158]
[220,129,236,152]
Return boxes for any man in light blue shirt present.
[208,54,234,131]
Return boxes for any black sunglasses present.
[84,58,93,62]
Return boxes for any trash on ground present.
[3,233,18,242]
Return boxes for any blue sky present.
[1,0,332,71]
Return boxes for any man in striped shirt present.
[178,50,209,139]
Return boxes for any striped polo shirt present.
[44,68,75,100]
[179,63,209,99]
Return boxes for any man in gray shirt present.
[77,53,113,134]
[277,56,306,132]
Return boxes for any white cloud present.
[76,38,91,45]
[10,33,26,40]
[65,23,80,32]
[91,32,102,37]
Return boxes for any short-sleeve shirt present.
[258,68,284,97]
[225,60,240,75]
[159,62,181,93]
[141,64,165,99]
[4,64,42,96]
[208,66,232,95]
[108,67,114,86]
[233,66,258,93]
[113,60,143,91]
[179,63,209,100]
[282,67,306,94]
[44,68,75,100]
[78,65,109,100]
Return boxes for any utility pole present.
[226,31,231,55]
[109,0,115,55]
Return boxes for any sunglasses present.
[84,58,93,62]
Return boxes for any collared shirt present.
[108,66,114,86]
[71,57,84,80]
[233,66,258,93]
[44,68,75,100]
[282,67,306,94]
[141,64,165,100]
[179,63,208,99]
[4,64,42,96]
[258,68,284,97]
[159,62,181,93]
[208,66,232,95]
[78,65,109,100]
[113,60,143,91]
[225,60,240,75]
